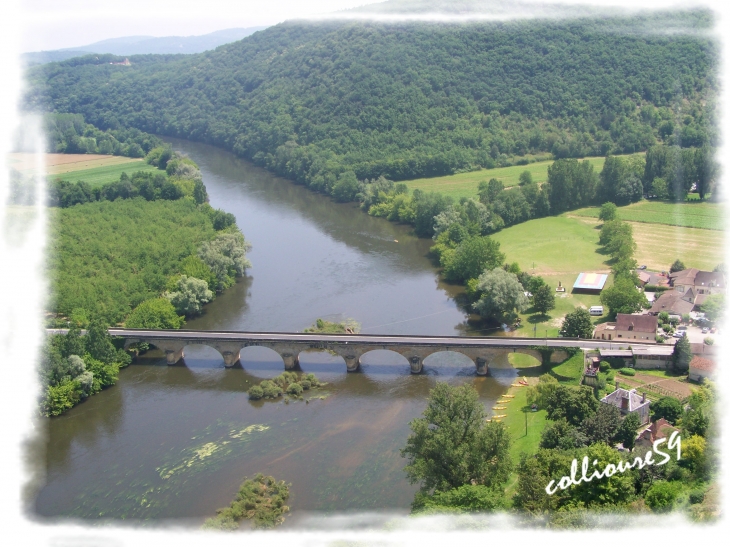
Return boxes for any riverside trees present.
[401,382,511,510]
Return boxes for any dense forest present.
[26,11,717,200]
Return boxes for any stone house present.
[688,356,716,383]
[601,387,651,425]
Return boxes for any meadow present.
[566,215,724,272]
[571,199,724,231]
[402,153,643,200]
[490,216,608,337]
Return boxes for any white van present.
[589,306,604,316]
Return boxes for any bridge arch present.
[358,349,411,374]
[422,350,476,374]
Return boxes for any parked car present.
[639,265,647,270]
[673,332,684,338]
[702,327,709,334]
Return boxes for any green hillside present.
[26,10,716,200]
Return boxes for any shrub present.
[606,371,615,382]
[704,337,714,345]
[645,481,682,512]
[598,360,610,372]
[287,383,303,396]
[689,489,705,505]
[300,380,311,390]
[303,372,320,387]
[248,385,264,400]
[619,368,635,376]
[260,380,282,399]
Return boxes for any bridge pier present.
[165,347,184,365]
[475,357,488,376]
[211,343,244,367]
[409,356,423,374]
[343,355,361,373]
[281,352,300,371]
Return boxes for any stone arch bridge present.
[91,328,652,376]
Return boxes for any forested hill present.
[26,11,717,189]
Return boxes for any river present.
[32,139,531,527]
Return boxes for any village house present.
[647,268,725,315]
[635,418,679,453]
[688,355,716,383]
[601,387,651,425]
[592,313,657,343]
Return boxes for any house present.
[601,387,650,425]
[648,290,696,316]
[592,314,659,343]
[670,268,725,297]
[688,356,716,383]
[613,314,658,342]
[690,343,718,357]
[635,418,679,452]
[593,322,616,340]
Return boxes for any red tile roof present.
[689,356,716,372]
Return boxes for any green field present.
[51,160,158,187]
[490,216,610,337]
[572,200,725,231]
[403,154,643,200]
[502,384,547,466]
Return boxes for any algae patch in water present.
[158,424,270,480]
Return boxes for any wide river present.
[32,139,528,527]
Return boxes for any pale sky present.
[11,0,717,53]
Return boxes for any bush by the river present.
[202,474,290,530]
[248,372,322,400]
[303,318,360,334]
[39,320,131,416]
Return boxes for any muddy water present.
[33,139,526,525]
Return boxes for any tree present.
[681,435,707,475]
[331,171,360,202]
[645,481,681,513]
[560,308,594,338]
[125,298,185,329]
[669,259,686,273]
[545,385,599,426]
[525,374,559,409]
[700,294,724,322]
[472,268,528,322]
[478,178,504,203]
[401,382,512,494]
[615,412,641,451]
[598,202,618,222]
[85,317,118,362]
[539,418,587,450]
[198,231,252,291]
[650,396,682,424]
[532,284,556,315]
[671,333,691,372]
[164,275,213,316]
[442,236,505,284]
[518,171,533,186]
[580,403,622,445]
[600,277,649,315]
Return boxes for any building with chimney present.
[600,387,650,425]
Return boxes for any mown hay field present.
[572,199,725,231]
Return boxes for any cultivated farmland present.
[7,153,157,187]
